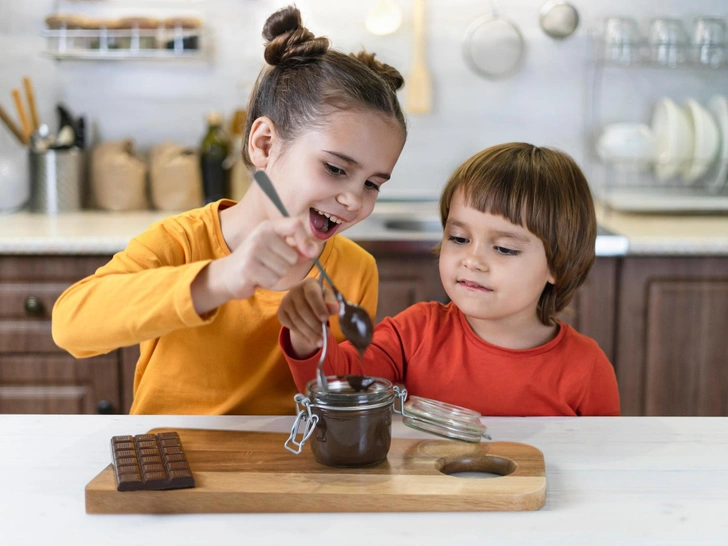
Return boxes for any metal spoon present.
[314,277,374,393]
[252,170,374,360]
[317,322,328,391]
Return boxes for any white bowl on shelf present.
[596,123,658,172]
[706,95,728,193]
[651,97,693,181]
[682,98,720,182]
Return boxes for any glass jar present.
[285,376,490,467]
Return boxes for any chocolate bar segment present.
[110,432,195,492]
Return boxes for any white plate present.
[651,97,693,181]
[707,95,728,193]
[683,98,720,182]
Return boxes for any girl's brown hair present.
[242,5,406,168]
[438,142,597,326]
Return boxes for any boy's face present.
[439,190,556,331]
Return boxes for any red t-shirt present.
[281,301,620,416]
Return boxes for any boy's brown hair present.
[438,142,597,326]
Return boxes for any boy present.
[278,143,620,416]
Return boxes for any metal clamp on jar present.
[285,376,491,467]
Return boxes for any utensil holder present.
[29,147,84,213]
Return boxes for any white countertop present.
[0,201,725,256]
[2,414,727,545]
[596,205,728,256]
[0,209,171,255]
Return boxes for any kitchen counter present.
[0,201,725,255]
[0,209,171,255]
[2,414,726,545]
[595,205,728,256]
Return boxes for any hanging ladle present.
[252,170,374,367]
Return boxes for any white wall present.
[1,0,727,199]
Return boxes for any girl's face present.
[439,190,556,333]
[265,109,405,241]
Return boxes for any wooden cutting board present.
[85,428,546,513]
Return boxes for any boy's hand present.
[279,278,340,358]
[192,218,321,315]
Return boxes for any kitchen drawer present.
[0,320,63,353]
[0,354,120,414]
[0,282,70,320]
[0,255,108,282]
[0,255,105,354]
[0,280,74,353]
[0,255,129,414]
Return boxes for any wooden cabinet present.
[373,251,448,323]
[557,258,618,363]
[0,355,119,414]
[615,256,728,416]
[2,251,727,417]
[0,256,129,414]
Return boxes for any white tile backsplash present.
[1,0,727,198]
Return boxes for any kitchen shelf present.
[42,27,211,61]
[592,156,728,212]
[591,38,727,70]
[54,0,205,4]
[585,26,728,214]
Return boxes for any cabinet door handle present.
[24,296,45,317]
[97,400,114,414]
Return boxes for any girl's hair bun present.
[263,5,330,66]
[351,51,405,92]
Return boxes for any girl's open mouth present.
[309,208,343,240]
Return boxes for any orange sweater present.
[52,200,379,415]
[282,301,621,416]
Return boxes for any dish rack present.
[585,27,728,213]
[42,25,210,61]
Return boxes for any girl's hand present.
[192,217,321,315]
[278,277,340,358]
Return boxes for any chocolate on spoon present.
[333,285,373,359]
[341,375,376,392]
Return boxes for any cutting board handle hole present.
[436,454,516,479]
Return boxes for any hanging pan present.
[463,2,525,80]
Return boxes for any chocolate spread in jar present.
[310,404,392,467]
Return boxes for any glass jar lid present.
[306,376,394,410]
[400,395,489,443]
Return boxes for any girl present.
[52,6,407,415]
[279,143,621,416]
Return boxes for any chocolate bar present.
[110,432,195,492]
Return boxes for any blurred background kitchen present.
[0,0,727,417]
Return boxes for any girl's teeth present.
[314,209,342,224]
